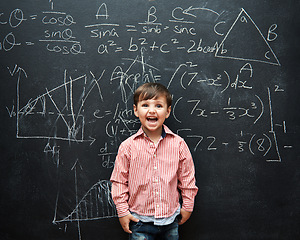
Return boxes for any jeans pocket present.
[130,220,143,230]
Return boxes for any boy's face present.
[133,95,171,138]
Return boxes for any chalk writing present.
[1,2,295,240]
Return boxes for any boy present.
[110,83,198,240]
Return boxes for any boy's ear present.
[133,104,139,117]
[165,106,171,119]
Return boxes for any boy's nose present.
[149,106,156,113]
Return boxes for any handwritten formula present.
[0,1,298,240]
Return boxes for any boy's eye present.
[142,104,148,107]
[156,105,162,108]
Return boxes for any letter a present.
[96,3,109,19]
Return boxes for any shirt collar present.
[134,124,175,139]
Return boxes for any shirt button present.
[153,154,156,158]
[154,166,157,170]
[157,205,160,208]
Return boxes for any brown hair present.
[134,83,172,107]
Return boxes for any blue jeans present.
[129,219,179,240]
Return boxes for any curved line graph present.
[54,180,117,223]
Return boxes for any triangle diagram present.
[215,8,280,66]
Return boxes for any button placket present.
[153,150,157,170]
[153,146,160,212]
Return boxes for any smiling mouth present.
[147,117,158,122]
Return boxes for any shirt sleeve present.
[110,143,131,217]
[178,139,198,212]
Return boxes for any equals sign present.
[126,25,137,32]
[115,47,123,52]
[30,15,38,20]
[26,42,35,46]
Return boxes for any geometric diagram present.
[54,180,117,223]
[16,69,104,143]
[215,8,280,66]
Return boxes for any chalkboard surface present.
[0,1,299,239]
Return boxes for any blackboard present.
[1,1,299,239]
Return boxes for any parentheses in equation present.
[249,133,272,157]
[253,94,264,125]
[105,121,118,138]
[221,70,230,93]
[262,133,272,156]
[167,63,187,89]
[180,71,187,89]
[172,97,182,123]
[249,134,256,155]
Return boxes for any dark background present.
[0,1,299,239]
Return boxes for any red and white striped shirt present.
[110,125,198,218]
